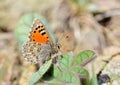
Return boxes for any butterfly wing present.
[22,19,52,64]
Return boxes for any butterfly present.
[22,19,61,64]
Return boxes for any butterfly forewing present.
[30,19,49,44]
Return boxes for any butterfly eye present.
[57,44,61,49]
[58,45,60,49]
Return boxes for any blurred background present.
[0,0,120,85]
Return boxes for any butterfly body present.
[22,19,60,64]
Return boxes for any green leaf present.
[52,52,80,85]
[72,50,96,66]
[29,59,52,85]
[59,52,74,71]
[62,72,80,85]
[54,52,81,85]
[72,66,90,85]
[15,13,56,47]
[53,65,62,79]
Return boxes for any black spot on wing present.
[38,26,40,28]
[37,25,43,28]
[40,25,43,27]
[35,27,38,30]
[39,29,45,33]
[41,32,46,35]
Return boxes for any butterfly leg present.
[51,51,63,71]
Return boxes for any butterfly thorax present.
[49,42,60,54]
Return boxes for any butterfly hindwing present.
[22,41,41,64]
